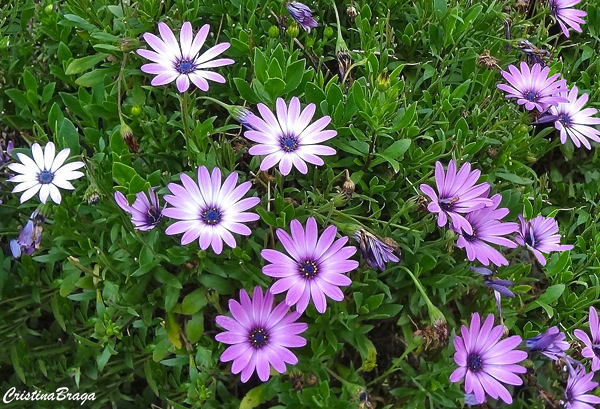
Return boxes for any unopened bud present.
[84,184,102,205]
[342,170,355,198]
[131,105,143,117]
[287,22,299,38]
[120,124,139,153]
[376,70,390,92]
[268,25,280,38]
[118,37,140,52]
[324,26,334,39]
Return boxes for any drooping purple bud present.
[286,2,318,33]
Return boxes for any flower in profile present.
[516,40,551,67]
[497,62,568,111]
[354,228,400,271]
[539,86,600,150]
[286,2,318,33]
[574,306,600,371]
[163,167,260,254]
[261,217,358,313]
[8,142,85,204]
[114,188,165,231]
[561,367,600,409]
[515,215,573,266]
[244,97,337,176]
[137,22,234,93]
[526,326,569,361]
[450,313,527,404]
[215,286,308,383]
[455,194,519,266]
[10,211,44,258]
[471,267,515,317]
[0,140,13,167]
[420,160,492,235]
[548,0,587,38]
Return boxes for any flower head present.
[8,142,85,204]
[574,306,600,372]
[549,0,587,38]
[497,62,568,111]
[515,214,573,266]
[471,267,515,317]
[526,326,569,361]
[539,86,600,149]
[354,228,400,271]
[114,188,165,231]
[244,97,337,176]
[215,286,308,383]
[261,217,358,314]
[450,313,527,404]
[163,167,260,254]
[286,2,318,32]
[562,366,600,409]
[10,211,44,258]
[455,194,519,266]
[137,22,234,93]
[420,160,492,235]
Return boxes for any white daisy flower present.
[8,142,85,204]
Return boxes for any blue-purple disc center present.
[147,207,162,225]
[525,230,536,247]
[524,91,538,101]
[558,113,572,127]
[467,353,483,372]
[202,207,222,225]
[249,328,268,348]
[299,260,318,279]
[593,344,600,357]
[175,59,195,74]
[38,170,54,184]
[280,134,299,153]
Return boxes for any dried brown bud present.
[477,49,500,70]
[381,237,401,258]
[414,319,449,353]
[342,170,355,198]
[414,195,429,212]
[487,147,500,159]
[289,370,303,390]
[337,51,353,87]
[346,5,358,22]
[305,372,317,386]
[120,124,139,153]
[515,0,530,13]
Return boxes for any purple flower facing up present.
[10,211,44,258]
[526,326,570,361]
[215,286,308,383]
[549,0,587,38]
[261,217,359,314]
[455,194,519,266]
[515,215,573,266]
[562,367,600,409]
[137,22,234,93]
[497,62,568,111]
[450,313,527,405]
[574,307,600,372]
[286,2,318,32]
[244,97,337,176]
[540,86,600,149]
[354,228,400,271]
[163,167,260,254]
[114,189,165,231]
[420,160,492,235]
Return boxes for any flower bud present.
[323,26,334,39]
[342,170,355,198]
[287,22,300,38]
[120,124,139,153]
[346,5,358,22]
[131,105,143,117]
[118,37,140,52]
[84,184,102,205]
[268,25,280,38]
[44,3,54,14]
[376,70,390,92]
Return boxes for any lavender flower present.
[137,22,234,93]
[243,97,337,176]
[354,228,400,271]
[420,160,492,235]
[526,326,569,361]
[562,367,600,409]
[10,211,44,258]
[549,0,587,38]
[497,62,568,111]
[539,86,600,149]
[114,188,164,231]
[261,217,358,314]
[163,167,260,254]
[471,267,515,317]
[574,306,600,371]
[215,286,308,382]
[450,313,527,404]
[515,214,573,266]
[286,2,318,33]
[455,194,519,266]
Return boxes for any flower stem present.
[180,92,193,163]
[400,265,445,323]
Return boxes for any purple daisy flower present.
[526,326,570,361]
[9,211,44,258]
[215,286,308,383]
[163,167,260,254]
[244,97,337,176]
[497,62,568,111]
[562,367,600,409]
[455,194,519,267]
[540,86,600,149]
[114,188,165,231]
[515,214,573,266]
[470,267,515,317]
[261,217,358,314]
[549,0,587,38]
[137,22,234,93]
[574,307,600,372]
[353,228,400,271]
[286,2,318,32]
[420,160,493,235]
[450,313,527,405]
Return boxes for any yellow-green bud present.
[131,105,142,117]
[324,26,334,39]
[376,70,390,92]
[268,25,280,38]
[44,3,54,14]
[287,22,299,38]
[118,37,140,52]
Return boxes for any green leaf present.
[144,360,160,397]
[186,313,204,343]
[112,162,137,185]
[65,53,108,75]
[166,313,182,349]
[240,383,279,409]
[23,69,37,93]
[181,289,207,315]
[58,118,80,155]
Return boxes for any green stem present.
[180,92,194,162]
[400,265,445,323]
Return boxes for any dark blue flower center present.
[467,353,483,372]
[525,229,536,247]
[38,170,54,184]
[525,91,538,101]
[593,344,600,357]
[280,134,299,153]
[147,207,162,225]
[299,260,318,279]
[558,113,572,127]
[175,59,195,74]
[249,328,268,348]
[439,197,459,212]
[462,230,477,242]
[202,207,222,225]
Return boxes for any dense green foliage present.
[1,0,600,407]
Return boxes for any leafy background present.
[1,0,600,407]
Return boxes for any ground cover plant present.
[1,0,600,408]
